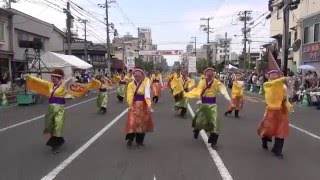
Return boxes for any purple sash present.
[153,80,160,83]
[201,97,216,104]
[133,81,144,102]
[49,83,65,104]
[99,84,107,92]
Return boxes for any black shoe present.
[235,110,239,118]
[155,96,159,103]
[224,111,232,116]
[274,153,284,159]
[208,133,219,147]
[127,139,133,146]
[262,137,270,150]
[193,130,200,139]
[180,108,187,117]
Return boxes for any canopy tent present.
[39,51,92,81]
[227,64,238,69]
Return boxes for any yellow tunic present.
[167,73,184,96]
[150,74,162,83]
[185,79,230,100]
[26,75,67,98]
[183,77,195,92]
[231,81,244,99]
[263,77,293,111]
[127,78,151,107]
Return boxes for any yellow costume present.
[125,76,153,146]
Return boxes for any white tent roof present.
[40,51,92,69]
[228,64,238,69]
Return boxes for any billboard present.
[138,27,151,33]
[188,56,197,73]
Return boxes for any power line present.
[114,1,135,27]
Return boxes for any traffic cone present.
[249,85,254,93]
[1,93,8,106]
[258,86,263,95]
[301,91,309,107]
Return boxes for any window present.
[304,26,314,44]
[288,31,291,46]
[0,23,4,41]
[314,23,319,42]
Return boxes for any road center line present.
[0,91,116,133]
[187,104,233,180]
[41,108,128,180]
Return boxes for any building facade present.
[0,8,13,81]
[268,0,320,72]
[10,9,65,79]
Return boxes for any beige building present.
[269,0,320,69]
[0,8,13,80]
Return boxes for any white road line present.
[41,108,128,180]
[0,91,116,133]
[153,175,157,180]
[187,104,233,180]
[290,124,320,140]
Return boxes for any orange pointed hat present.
[267,51,281,76]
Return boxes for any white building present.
[268,0,320,71]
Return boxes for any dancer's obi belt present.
[99,88,107,92]
[153,80,160,83]
[201,97,216,104]
[134,95,145,102]
[49,97,65,105]
[120,81,126,85]
[174,91,184,102]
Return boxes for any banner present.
[138,50,183,56]
[126,57,135,69]
[188,56,197,73]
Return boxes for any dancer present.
[257,71,293,158]
[167,68,185,113]
[184,68,232,148]
[25,69,92,153]
[224,72,244,118]
[150,70,163,103]
[116,72,126,102]
[176,69,195,117]
[93,75,112,114]
[125,68,154,146]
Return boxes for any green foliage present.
[196,58,213,73]
[134,57,154,71]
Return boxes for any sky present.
[2,0,273,66]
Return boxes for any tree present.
[134,57,154,72]
[196,58,213,73]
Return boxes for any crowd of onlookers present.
[220,69,320,110]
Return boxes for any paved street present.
[1,89,320,180]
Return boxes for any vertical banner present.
[188,56,197,73]
[126,57,135,69]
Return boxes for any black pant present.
[126,133,145,145]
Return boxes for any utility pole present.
[238,10,252,72]
[223,32,228,69]
[99,1,114,76]
[282,0,291,76]
[191,36,197,56]
[200,17,214,67]
[64,0,73,55]
[79,19,88,62]
[248,41,251,70]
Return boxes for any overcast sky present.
[3,0,273,65]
